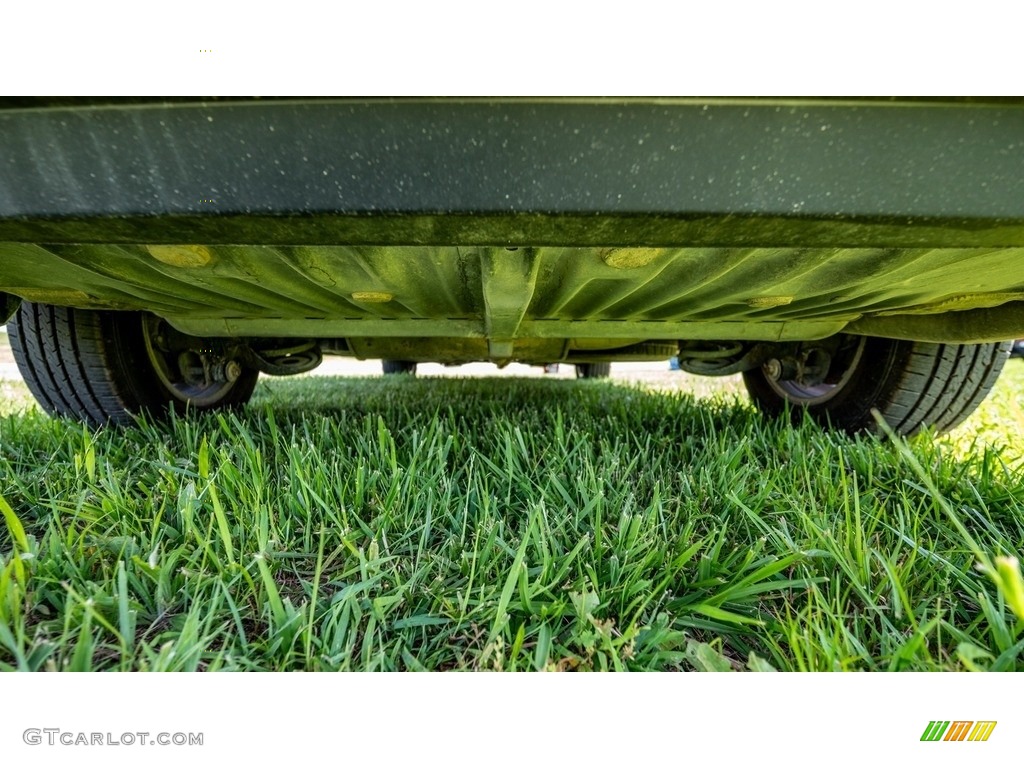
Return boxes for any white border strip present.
[3,673,1019,767]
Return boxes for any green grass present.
[1,365,1023,671]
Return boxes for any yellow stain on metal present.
[600,248,666,269]
[747,296,794,308]
[146,245,214,268]
[351,291,394,303]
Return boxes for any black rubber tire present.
[742,336,1012,436]
[8,302,259,425]
[575,363,611,379]
[382,360,417,375]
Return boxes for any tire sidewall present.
[743,336,915,432]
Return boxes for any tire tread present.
[9,302,257,424]
[743,337,1011,435]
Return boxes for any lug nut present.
[764,358,783,381]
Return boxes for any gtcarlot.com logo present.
[920,721,997,742]
[23,729,203,747]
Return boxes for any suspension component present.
[241,341,323,376]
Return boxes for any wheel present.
[575,363,611,379]
[8,302,259,425]
[382,360,417,375]
[742,335,1012,435]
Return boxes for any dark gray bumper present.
[2,98,1024,247]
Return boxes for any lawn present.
[1,362,1023,671]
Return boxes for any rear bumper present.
[2,98,1024,248]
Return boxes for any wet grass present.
[1,364,1023,671]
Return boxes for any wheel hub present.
[142,317,243,405]
[761,336,866,405]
